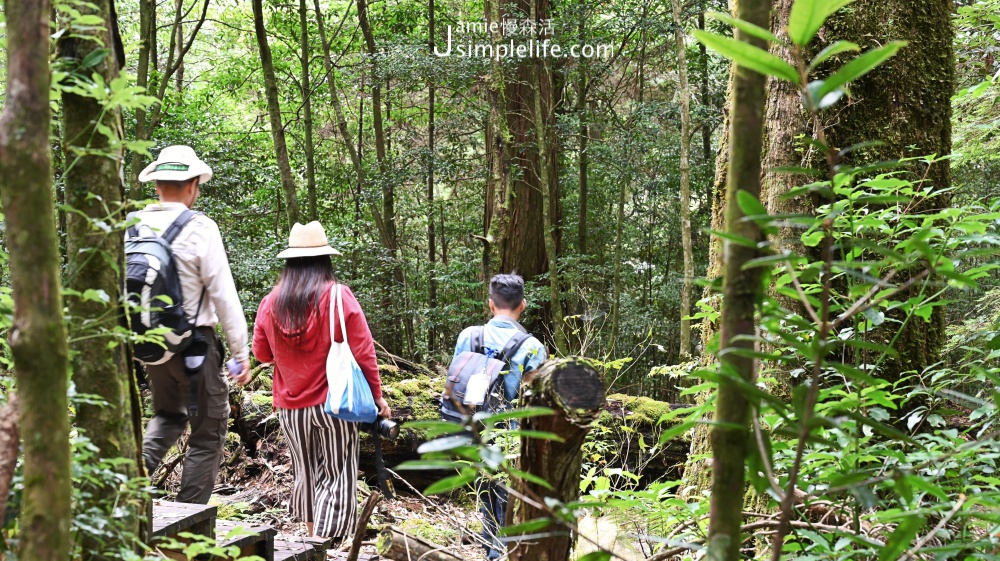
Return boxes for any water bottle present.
[226,358,243,378]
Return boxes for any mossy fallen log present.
[359,364,691,487]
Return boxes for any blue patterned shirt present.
[452,316,547,402]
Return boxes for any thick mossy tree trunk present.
[487,0,560,305]
[680,15,735,500]
[253,0,301,228]
[59,0,143,541]
[0,0,73,556]
[707,0,769,559]
[825,1,954,380]
[507,359,606,561]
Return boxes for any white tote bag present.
[323,283,378,423]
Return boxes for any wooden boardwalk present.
[151,499,378,561]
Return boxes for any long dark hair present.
[273,255,337,333]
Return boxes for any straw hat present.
[138,145,213,184]
[277,222,343,259]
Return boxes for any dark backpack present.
[125,210,201,366]
[440,326,532,422]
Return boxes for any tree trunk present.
[823,0,954,381]
[427,0,438,353]
[0,0,73,557]
[707,1,769,560]
[174,0,183,93]
[489,0,558,289]
[533,56,567,354]
[357,0,412,356]
[673,0,694,360]
[699,6,712,165]
[59,0,143,546]
[507,359,606,561]
[483,0,510,286]
[314,0,383,237]
[130,0,208,199]
[577,16,589,256]
[299,0,318,221]
[130,0,155,200]
[253,0,301,227]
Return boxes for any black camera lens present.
[375,417,399,441]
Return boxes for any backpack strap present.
[125,211,140,239]
[498,331,532,365]
[471,325,485,355]
[162,209,201,245]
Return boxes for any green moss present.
[380,375,445,422]
[399,517,457,545]
[249,392,272,407]
[606,393,678,429]
[210,498,252,520]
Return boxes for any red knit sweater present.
[253,282,383,409]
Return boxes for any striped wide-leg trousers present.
[278,404,360,538]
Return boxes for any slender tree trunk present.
[534,58,566,354]
[131,0,208,198]
[130,0,155,200]
[699,6,711,165]
[427,0,438,353]
[59,1,143,548]
[577,14,589,256]
[611,4,647,353]
[253,0,301,227]
[673,0,694,359]
[357,0,412,355]
[0,0,72,557]
[483,0,510,286]
[707,0,769,559]
[300,0,317,221]
[174,0,183,93]
[314,0,387,238]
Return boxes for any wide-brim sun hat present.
[138,145,213,184]
[277,221,343,259]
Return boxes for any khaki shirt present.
[126,201,249,361]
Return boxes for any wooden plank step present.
[151,499,217,539]
[217,519,277,561]
[325,554,378,561]
[273,536,326,561]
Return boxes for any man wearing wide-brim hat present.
[130,145,250,504]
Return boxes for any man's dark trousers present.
[478,478,508,560]
[143,327,228,504]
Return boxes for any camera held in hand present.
[366,416,399,441]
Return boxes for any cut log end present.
[552,361,604,411]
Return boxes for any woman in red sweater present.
[253,222,391,539]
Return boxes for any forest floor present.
[152,392,492,560]
[146,362,682,561]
